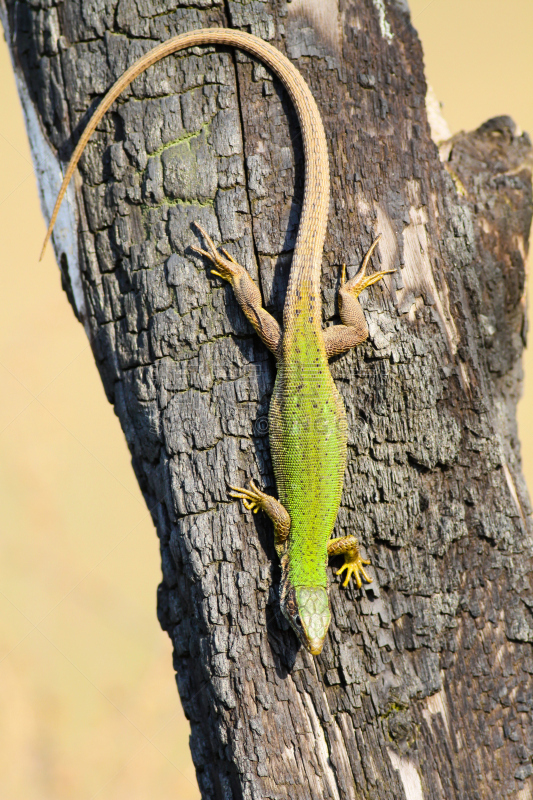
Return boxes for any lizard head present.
[282,586,331,655]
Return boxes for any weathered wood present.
[2,0,533,797]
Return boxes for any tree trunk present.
[2,0,533,797]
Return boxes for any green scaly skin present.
[269,322,346,643]
[42,29,393,655]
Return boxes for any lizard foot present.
[228,479,266,513]
[192,222,283,357]
[191,222,243,284]
[342,235,395,300]
[328,536,372,589]
[228,479,291,546]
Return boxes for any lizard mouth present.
[307,636,326,656]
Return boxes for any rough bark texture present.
[3,1,533,798]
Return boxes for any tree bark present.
[2,0,533,797]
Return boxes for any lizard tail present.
[40,28,330,271]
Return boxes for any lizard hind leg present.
[328,535,372,588]
[191,223,282,357]
[323,235,396,358]
[228,479,291,548]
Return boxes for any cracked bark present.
[2,0,533,798]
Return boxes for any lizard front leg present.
[192,223,282,357]
[328,536,372,588]
[323,236,395,358]
[228,479,291,550]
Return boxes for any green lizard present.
[42,29,393,656]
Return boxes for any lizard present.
[41,28,394,656]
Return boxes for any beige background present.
[1,2,532,797]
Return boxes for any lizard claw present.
[192,222,241,283]
[221,247,239,264]
[228,479,266,514]
[192,222,218,255]
[189,245,212,261]
[341,234,395,299]
[336,555,372,589]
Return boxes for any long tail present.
[40,29,330,304]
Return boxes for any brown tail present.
[39,28,329,273]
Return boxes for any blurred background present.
[1,1,532,797]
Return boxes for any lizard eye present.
[294,614,302,628]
